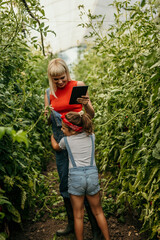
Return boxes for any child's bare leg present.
[86,192,110,240]
[70,194,85,240]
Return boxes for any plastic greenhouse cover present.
[38,0,137,54]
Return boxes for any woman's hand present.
[77,95,94,119]
[44,105,54,116]
[77,96,89,106]
[44,105,54,125]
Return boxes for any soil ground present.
[9,160,148,240]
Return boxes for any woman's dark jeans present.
[51,110,69,198]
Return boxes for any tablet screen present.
[69,86,88,104]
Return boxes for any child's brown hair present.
[65,111,93,135]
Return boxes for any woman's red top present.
[50,80,82,115]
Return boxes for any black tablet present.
[69,86,88,104]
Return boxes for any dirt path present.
[10,160,147,240]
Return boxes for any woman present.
[44,58,102,239]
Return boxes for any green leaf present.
[156,140,160,149]
[7,205,21,223]
[0,198,11,206]
[140,0,146,7]
[0,232,7,240]
[52,234,57,240]
[150,60,160,69]
[40,22,44,28]
[5,127,13,135]
[0,127,5,139]
[44,26,49,31]
[12,130,29,147]
[0,163,6,173]
[129,183,134,192]
[145,167,159,190]
[152,148,160,159]
[0,212,5,220]
[152,140,160,160]
[141,192,148,201]
[21,190,27,210]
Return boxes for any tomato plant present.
[0,0,56,238]
[74,0,160,238]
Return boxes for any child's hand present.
[51,134,54,140]
[51,134,61,151]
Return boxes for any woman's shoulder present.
[77,81,85,86]
[67,80,85,88]
[68,80,78,86]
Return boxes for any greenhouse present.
[0,0,160,239]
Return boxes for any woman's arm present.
[51,135,62,151]
[44,92,49,115]
[77,81,95,119]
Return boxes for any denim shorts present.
[68,166,100,196]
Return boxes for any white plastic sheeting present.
[40,0,118,53]
[40,0,137,54]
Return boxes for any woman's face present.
[52,73,68,89]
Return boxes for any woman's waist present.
[53,106,82,115]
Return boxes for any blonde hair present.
[65,111,93,135]
[48,58,71,97]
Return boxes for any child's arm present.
[51,135,62,151]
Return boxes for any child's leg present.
[86,192,110,240]
[70,194,85,240]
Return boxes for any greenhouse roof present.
[40,0,137,54]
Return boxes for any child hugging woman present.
[51,111,110,240]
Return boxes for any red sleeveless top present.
[50,80,83,115]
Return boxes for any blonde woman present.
[44,58,102,239]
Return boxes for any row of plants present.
[0,0,57,239]
[74,0,160,238]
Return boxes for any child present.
[51,111,110,240]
